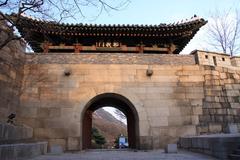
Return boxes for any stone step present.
[0,141,47,160]
[229,154,240,160]
[87,149,131,152]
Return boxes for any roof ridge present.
[15,13,206,27]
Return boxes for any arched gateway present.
[82,93,139,149]
[11,15,225,151]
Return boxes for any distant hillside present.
[92,108,127,148]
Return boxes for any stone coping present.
[191,49,240,58]
[0,139,46,144]
[181,133,240,138]
[191,50,230,56]
[0,141,47,147]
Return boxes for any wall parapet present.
[25,53,195,65]
[192,50,240,68]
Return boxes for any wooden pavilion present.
[14,15,207,54]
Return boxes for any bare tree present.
[0,0,130,49]
[207,9,240,56]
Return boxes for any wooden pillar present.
[92,45,97,51]
[137,45,144,53]
[74,43,82,53]
[121,45,127,52]
[43,41,50,54]
[168,43,177,54]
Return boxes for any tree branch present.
[0,0,8,7]
[0,0,131,49]
[207,8,240,56]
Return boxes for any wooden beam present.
[144,47,169,52]
[40,44,172,53]
[48,45,74,49]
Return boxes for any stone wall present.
[0,123,33,141]
[17,51,240,151]
[19,56,204,150]
[179,134,240,159]
[198,65,240,134]
[0,22,25,122]
[25,53,195,65]
[231,57,240,67]
[1,39,240,151]
[192,50,240,134]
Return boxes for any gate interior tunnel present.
[82,93,139,150]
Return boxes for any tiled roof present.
[14,14,207,53]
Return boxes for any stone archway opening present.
[91,107,127,149]
[82,93,139,150]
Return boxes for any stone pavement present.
[31,149,218,160]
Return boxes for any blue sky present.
[78,0,240,24]
[73,0,240,54]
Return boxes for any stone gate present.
[0,15,240,151]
